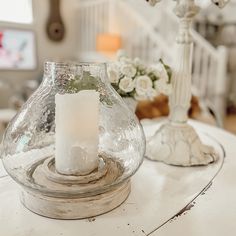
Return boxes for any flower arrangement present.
[107,52,172,101]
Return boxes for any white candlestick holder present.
[0,62,145,219]
[145,0,228,166]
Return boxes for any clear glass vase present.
[0,62,145,219]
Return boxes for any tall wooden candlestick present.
[145,0,228,166]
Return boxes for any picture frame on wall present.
[0,28,37,70]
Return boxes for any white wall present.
[0,0,79,88]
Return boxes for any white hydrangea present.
[135,75,153,96]
[119,76,135,93]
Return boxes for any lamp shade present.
[96,33,122,54]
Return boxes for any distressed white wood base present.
[20,180,130,219]
[146,122,218,166]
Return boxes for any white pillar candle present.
[55,90,99,176]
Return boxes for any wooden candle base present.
[18,154,130,219]
[21,180,130,219]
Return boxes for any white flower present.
[162,83,172,95]
[147,0,161,6]
[135,75,153,96]
[117,49,127,60]
[134,57,141,66]
[155,79,172,95]
[134,88,157,101]
[134,93,148,101]
[107,63,120,84]
[146,88,158,99]
[149,63,168,82]
[134,57,146,70]
[119,57,133,64]
[120,63,137,77]
[119,76,135,93]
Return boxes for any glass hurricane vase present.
[0,62,145,219]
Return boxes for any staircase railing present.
[78,0,110,53]
[78,0,172,63]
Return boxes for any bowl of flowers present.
[107,52,173,112]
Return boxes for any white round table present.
[0,120,236,236]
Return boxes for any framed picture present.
[0,28,37,70]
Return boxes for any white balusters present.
[78,0,110,54]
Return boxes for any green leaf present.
[65,71,113,107]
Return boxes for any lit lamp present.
[96,33,122,58]
[1,62,145,219]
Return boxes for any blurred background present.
[0,0,236,141]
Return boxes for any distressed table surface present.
[0,120,235,236]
